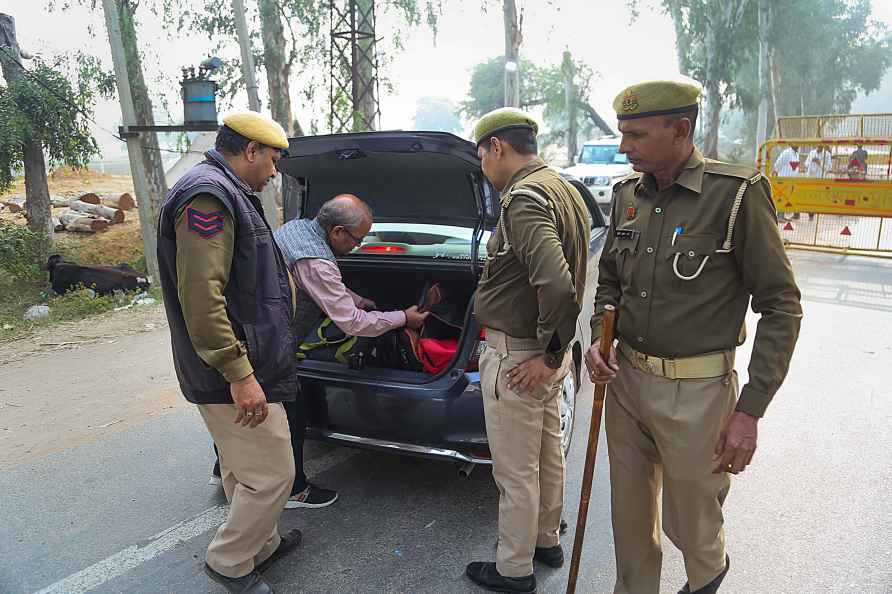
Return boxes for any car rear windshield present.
[348,223,491,260]
[351,223,490,260]
[580,145,628,165]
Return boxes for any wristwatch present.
[544,351,562,369]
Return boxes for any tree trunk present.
[99,192,135,210]
[70,200,125,223]
[563,50,577,166]
[0,14,53,243]
[259,0,303,137]
[702,10,722,159]
[59,212,110,232]
[351,0,378,131]
[117,0,168,217]
[503,0,521,107]
[755,0,771,159]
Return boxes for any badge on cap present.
[622,90,640,113]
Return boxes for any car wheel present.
[560,361,577,456]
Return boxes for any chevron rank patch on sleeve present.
[187,207,226,239]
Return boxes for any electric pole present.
[101,0,159,282]
[231,0,280,229]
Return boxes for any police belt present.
[619,341,734,380]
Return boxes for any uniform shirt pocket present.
[664,233,718,290]
[609,231,640,291]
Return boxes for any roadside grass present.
[0,220,160,342]
[0,284,163,342]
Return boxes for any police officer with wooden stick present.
[157,112,300,594]
[585,81,802,594]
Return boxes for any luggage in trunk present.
[295,259,480,381]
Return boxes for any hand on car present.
[230,374,269,428]
[713,411,758,475]
[584,339,619,385]
[403,305,429,330]
[506,354,557,396]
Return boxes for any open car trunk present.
[295,257,481,383]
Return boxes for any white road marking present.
[33,447,358,594]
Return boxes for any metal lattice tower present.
[330,0,381,133]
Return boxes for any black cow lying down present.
[45,255,151,296]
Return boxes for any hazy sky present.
[5,0,892,162]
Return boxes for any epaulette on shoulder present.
[704,159,761,184]
[502,183,550,210]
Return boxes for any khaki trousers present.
[480,329,570,578]
[606,350,738,594]
[198,402,295,578]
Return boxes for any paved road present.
[2,250,891,594]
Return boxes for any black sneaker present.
[533,544,564,568]
[465,562,536,593]
[209,461,222,487]
[284,483,338,509]
[678,554,730,594]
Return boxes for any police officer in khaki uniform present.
[467,108,590,594]
[585,81,802,594]
[157,112,301,594]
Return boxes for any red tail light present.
[467,329,486,371]
[358,244,408,254]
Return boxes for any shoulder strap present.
[495,185,555,255]
[715,179,749,254]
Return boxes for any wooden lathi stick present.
[566,304,616,594]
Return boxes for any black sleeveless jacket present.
[157,150,297,404]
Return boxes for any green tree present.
[48,0,172,219]
[413,97,461,133]
[770,0,890,117]
[0,16,110,242]
[462,55,611,155]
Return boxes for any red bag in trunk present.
[417,337,459,375]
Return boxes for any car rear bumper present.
[301,366,492,463]
[307,429,493,464]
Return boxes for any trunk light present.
[359,244,408,254]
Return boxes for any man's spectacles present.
[339,226,365,247]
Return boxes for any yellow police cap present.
[222,111,289,150]
[472,107,539,146]
[613,80,701,120]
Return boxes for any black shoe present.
[678,554,730,594]
[465,562,536,593]
[533,545,564,568]
[209,462,222,486]
[204,563,273,594]
[285,483,338,509]
[255,528,302,574]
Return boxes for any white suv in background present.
[563,136,632,215]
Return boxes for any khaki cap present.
[472,107,539,146]
[613,80,701,120]
[222,111,290,150]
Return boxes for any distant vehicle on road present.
[563,136,632,215]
